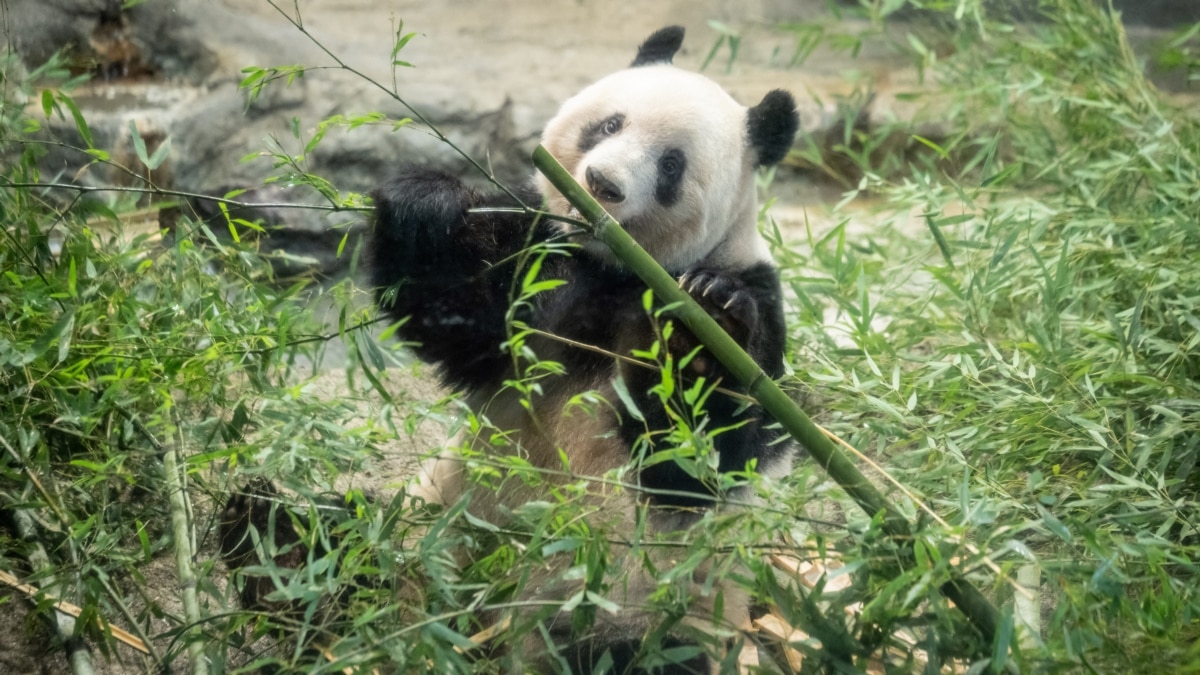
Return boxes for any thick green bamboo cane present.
[532,145,1001,649]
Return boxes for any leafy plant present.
[769,0,1200,670]
[0,43,399,674]
[4,0,1199,672]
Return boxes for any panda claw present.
[678,272,701,295]
[676,269,760,345]
[679,271,724,299]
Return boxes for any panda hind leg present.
[219,482,390,612]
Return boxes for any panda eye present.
[579,114,627,153]
[659,149,685,177]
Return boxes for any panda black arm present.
[685,262,789,480]
[368,169,549,391]
[617,262,790,506]
[728,261,788,379]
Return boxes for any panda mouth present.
[565,206,583,223]
[554,206,589,238]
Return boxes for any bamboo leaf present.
[58,93,93,148]
[29,309,76,363]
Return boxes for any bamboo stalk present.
[531,145,1001,650]
[162,444,208,675]
[1014,564,1043,650]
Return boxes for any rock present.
[7,0,215,82]
[19,0,1189,280]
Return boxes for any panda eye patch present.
[655,148,687,207]
[578,113,626,153]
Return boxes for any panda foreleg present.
[614,264,785,424]
[612,263,788,502]
[368,169,543,391]
[674,263,787,377]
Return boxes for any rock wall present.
[8,0,873,275]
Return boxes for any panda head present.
[535,26,799,273]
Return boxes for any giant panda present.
[365,25,800,672]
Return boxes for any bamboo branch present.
[0,569,150,655]
[9,510,96,675]
[531,145,1002,651]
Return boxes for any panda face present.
[536,65,768,273]
[577,112,689,210]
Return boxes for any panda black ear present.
[631,26,685,67]
[747,89,799,167]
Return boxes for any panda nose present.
[585,166,624,203]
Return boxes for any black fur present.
[617,262,789,506]
[369,173,788,505]
[368,171,548,391]
[219,480,378,612]
[654,148,687,207]
[630,25,685,67]
[747,89,800,167]
[220,480,307,611]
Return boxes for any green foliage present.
[0,48,393,670]
[4,0,1199,672]
[770,0,1200,670]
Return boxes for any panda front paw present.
[370,170,475,275]
[678,269,759,346]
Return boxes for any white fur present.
[535,65,771,273]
